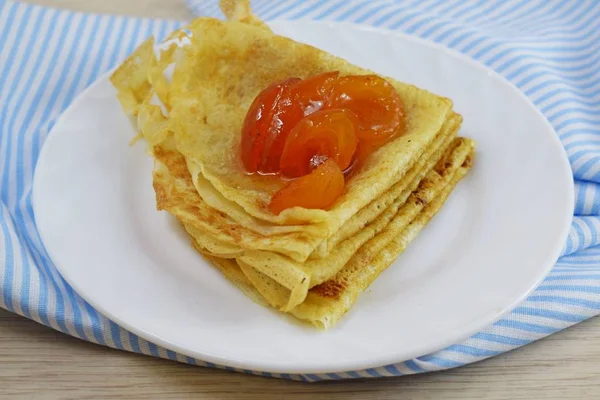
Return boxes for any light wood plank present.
[2,309,600,399]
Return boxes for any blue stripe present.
[156,19,171,44]
[563,235,573,256]
[270,0,318,20]
[590,168,600,183]
[538,90,600,112]
[536,2,600,36]
[250,0,286,18]
[417,355,463,368]
[521,1,579,32]
[147,342,160,357]
[0,212,15,311]
[571,219,585,251]
[493,319,557,334]
[497,52,599,76]
[128,332,142,353]
[186,357,197,365]
[556,119,600,133]
[569,149,594,166]
[354,3,391,23]
[166,350,177,360]
[435,0,474,16]
[9,7,49,321]
[0,6,34,204]
[557,252,600,261]
[365,368,383,377]
[449,0,488,20]
[383,364,402,376]
[573,245,600,253]
[463,0,526,23]
[575,181,588,214]
[122,18,145,59]
[82,302,105,345]
[565,140,600,152]
[434,25,463,42]
[552,266,600,271]
[314,0,349,20]
[582,217,599,247]
[16,242,31,318]
[448,30,476,48]
[305,373,322,381]
[472,332,530,346]
[463,36,492,55]
[481,0,531,23]
[109,321,124,349]
[346,370,362,378]
[404,359,425,373]
[545,274,600,281]
[334,0,372,22]
[445,344,500,358]
[0,4,26,97]
[561,130,600,144]
[0,2,18,57]
[104,17,129,69]
[553,262,600,268]
[472,43,510,66]
[253,0,285,16]
[575,161,600,182]
[389,11,422,30]
[84,16,116,86]
[420,19,450,38]
[527,295,600,309]
[59,15,101,104]
[373,6,405,27]
[513,306,586,322]
[538,284,600,294]
[423,0,456,12]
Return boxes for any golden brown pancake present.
[110,0,476,329]
[201,142,475,328]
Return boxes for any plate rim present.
[32,20,575,374]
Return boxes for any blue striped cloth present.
[1,0,599,381]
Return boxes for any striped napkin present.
[1,0,599,381]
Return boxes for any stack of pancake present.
[111,0,475,329]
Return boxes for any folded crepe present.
[110,0,475,329]
[206,139,474,329]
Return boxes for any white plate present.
[33,21,573,374]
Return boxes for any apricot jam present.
[241,72,405,214]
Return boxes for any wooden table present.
[4,1,600,398]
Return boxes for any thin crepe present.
[200,143,474,328]
[235,138,475,311]
[111,21,456,264]
[109,0,476,330]
[152,118,462,310]
[170,16,454,234]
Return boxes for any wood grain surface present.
[6,1,600,398]
[2,308,600,399]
